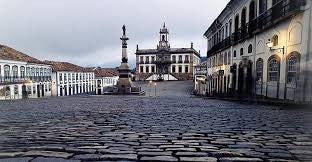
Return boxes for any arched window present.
[240,48,244,56]
[259,0,267,14]
[229,19,233,35]
[36,68,39,76]
[235,15,239,32]
[12,66,18,78]
[241,8,247,31]
[228,52,231,65]
[4,65,10,79]
[26,67,30,77]
[20,66,25,78]
[256,59,264,82]
[249,1,256,22]
[40,68,43,76]
[272,35,278,46]
[248,44,253,53]
[233,50,237,57]
[268,56,280,82]
[287,54,300,84]
[224,52,228,65]
[162,35,165,41]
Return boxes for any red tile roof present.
[91,68,119,77]
[0,44,44,64]
[44,61,93,73]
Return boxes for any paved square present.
[0,81,311,162]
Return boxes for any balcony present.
[0,76,52,84]
[0,77,27,84]
[207,0,305,57]
[154,60,172,65]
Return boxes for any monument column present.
[116,25,136,94]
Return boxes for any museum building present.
[204,0,312,103]
[135,23,201,81]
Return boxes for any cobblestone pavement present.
[0,81,312,162]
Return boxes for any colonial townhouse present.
[135,23,201,81]
[194,58,208,96]
[44,61,95,96]
[92,67,119,95]
[204,0,311,103]
[0,45,52,100]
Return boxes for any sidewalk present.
[198,95,312,109]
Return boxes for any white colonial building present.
[204,0,312,103]
[92,68,119,95]
[135,23,201,81]
[0,45,52,100]
[194,58,208,96]
[45,61,95,96]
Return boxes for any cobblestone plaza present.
[0,81,311,162]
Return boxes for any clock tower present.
[159,23,170,49]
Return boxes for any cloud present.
[0,0,229,68]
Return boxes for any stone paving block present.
[136,148,163,152]
[219,157,264,162]
[175,151,208,157]
[100,154,137,161]
[166,148,197,152]
[64,148,96,154]
[77,146,108,149]
[0,152,23,158]
[71,154,101,161]
[138,151,172,156]
[289,149,312,155]
[0,157,33,162]
[180,157,218,162]
[268,153,294,159]
[32,157,80,162]
[159,145,184,149]
[268,159,299,162]
[98,149,136,154]
[22,151,73,159]
[210,151,244,158]
[140,156,178,161]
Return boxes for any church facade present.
[135,24,201,81]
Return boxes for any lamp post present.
[154,82,157,97]
[149,81,152,97]
[266,39,285,55]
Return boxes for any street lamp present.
[149,81,153,97]
[266,39,285,54]
[154,82,157,97]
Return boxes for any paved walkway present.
[0,81,311,162]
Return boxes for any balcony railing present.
[155,60,172,65]
[207,0,305,57]
[0,76,52,84]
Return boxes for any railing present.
[0,76,52,84]
[154,60,172,65]
[207,0,305,57]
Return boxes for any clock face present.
[161,42,166,46]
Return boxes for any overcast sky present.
[0,0,229,68]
